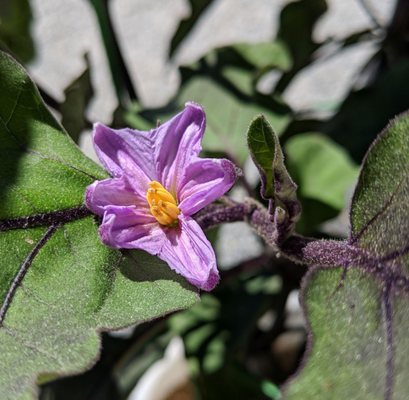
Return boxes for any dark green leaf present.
[277,0,327,69]
[0,51,198,399]
[323,60,409,162]
[0,0,35,63]
[247,115,276,198]
[350,112,409,263]
[60,54,93,143]
[89,0,137,104]
[275,0,327,93]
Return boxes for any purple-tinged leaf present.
[284,113,409,399]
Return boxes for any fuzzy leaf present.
[285,113,409,399]
[0,51,198,399]
[247,115,301,240]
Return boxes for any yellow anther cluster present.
[146,181,180,226]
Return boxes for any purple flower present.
[85,102,236,291]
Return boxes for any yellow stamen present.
[146,181,180,226]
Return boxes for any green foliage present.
[233,41,292,72]
[0,51,198,399]
[286,113,409,399]
[2,0,409,398]
[285,133,358,210]
[247,115,277,198]
[182,78,288,163]
[0,0,35,63]
[124,77,290,164]
[323,61,409,161]
[286,268,391,399]
[275,0,327,92]
[169,271,283,399]
[247,115,301,238]
[351,112,409,256]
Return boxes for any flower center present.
[146,181,180,227]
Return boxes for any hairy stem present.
[0,206,92,232]
[197,201,409,294]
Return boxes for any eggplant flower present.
[85,102,236,291]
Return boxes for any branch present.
[196,200,409,294]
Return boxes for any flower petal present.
[178,158,236,216]
[85,177,147,216]
[99,206,163,253]
[153,102,205,193]
[159,215,219,291]
[92,122,155,195]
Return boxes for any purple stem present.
[383,281,395,400]
[0,206,92,231]
[197,201,409,293]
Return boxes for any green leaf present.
[285,113,409,399]
[221,66,254,97]
[0,51,198,399]
[60,54,93,143]
[247,115,301,239]
[247,115,276,198]
[351,112,409,263]
[286,268,394,400]
[285,133,359,210]
[187,78,289,163]
[277,0,327,70]
[233,41,292,72]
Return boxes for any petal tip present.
[84,182,94,208]
[98,221,111,246]
[93,121,105,135]
[84,182,102,216]
[184,101,204,112]
[184,101,206,126]
[221,159,238,186]
[98,217,119,248]
[199,268,220,292]
[93,122,115,144]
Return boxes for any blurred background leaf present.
[60,54,94,143]
[0,0,35,63]
[169,0,215,59]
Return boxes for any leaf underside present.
[0,51,198,399]
[285,113,409,399]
